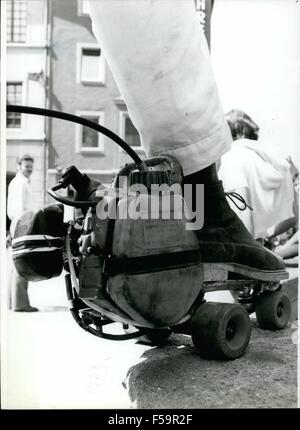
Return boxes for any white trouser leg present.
[88,0,232,175]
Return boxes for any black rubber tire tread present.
[191,302,251,360]
[256,290,291,330]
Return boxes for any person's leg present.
[88,0,287,281]
[10,267,38,312]
[7,251,13,310]
[88,0,231,175]
[11,268,30,310]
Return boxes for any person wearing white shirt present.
[7,154,38,312]
[219,110,295,239]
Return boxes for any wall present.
[49,0,130,175]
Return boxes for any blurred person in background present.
[7,154,38,312]
[266,166,298,265]
[219,109,295,246]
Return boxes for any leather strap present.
[12,237,64,251]
[103,249,201,276]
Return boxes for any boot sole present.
[203,263,289,282]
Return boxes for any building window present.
[75,111,105,153]
[6,0,27,43]
[125,116,141,147]
[120,112,142,150]
[78,0,90,16]
[6,83,23,128]
[77,44,105,84]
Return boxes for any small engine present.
[12,156,203,331]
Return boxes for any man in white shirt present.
[7,154,38,312]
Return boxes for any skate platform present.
[203,265,298,322]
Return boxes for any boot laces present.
[225,191,253,211]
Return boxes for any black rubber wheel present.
[122,324,171,345]
[255,290,291,330]
[191,302,251,360]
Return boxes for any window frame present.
[6,81,24,130]
[77,0,90,17]
[75,110,105,154]
[119,111,143,153]
[76,43,105,85]
[6,0,28,44]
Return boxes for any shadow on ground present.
[124,321,297,409]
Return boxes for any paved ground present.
[1,272,298,409]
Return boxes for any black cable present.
[225,191,253,211]
[6,105,145,168]
[47,187,97,208]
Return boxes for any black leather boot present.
[183,167,288,281]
